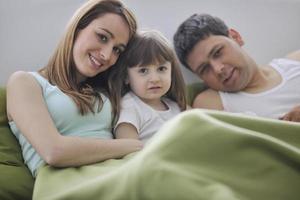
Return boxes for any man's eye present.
[214,48,222,58]
[199,64,210,75]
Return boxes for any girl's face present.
[73,13,130,83]
[127,61,172,105]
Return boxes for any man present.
[173,13,300,122]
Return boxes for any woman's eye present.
[97,33,108,43]
[113,47,122,55]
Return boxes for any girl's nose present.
[149,71,160,82]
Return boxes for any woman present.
[6,0,142,177]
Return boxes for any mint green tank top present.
[9,72,113,177]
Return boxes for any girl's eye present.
[158,66,167,72]
[138,68,148,74]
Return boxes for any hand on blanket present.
[279,105,300,122]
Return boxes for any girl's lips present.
[149,86,161,89]
[148,86,163,93]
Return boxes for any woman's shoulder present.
[8,70,32,80]
[7,71,38,88]
[6,71,43,120]
[7,71,50,90]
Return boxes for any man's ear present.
[228,28,244,46]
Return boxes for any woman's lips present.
[89,54,102,69]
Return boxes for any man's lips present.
[223,68,235,84]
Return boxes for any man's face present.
[186,33,254,92]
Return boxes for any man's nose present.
[211,60,225,74]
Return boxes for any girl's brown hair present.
[109,30,187,123]
[39,0,137,119]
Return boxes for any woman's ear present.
[228,28,244,46]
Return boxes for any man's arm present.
[285,50,300,62]
[281,49,300,122]
[279,105,300,122]
[192,89,224,110]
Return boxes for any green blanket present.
[33,109,300,200]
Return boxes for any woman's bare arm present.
[7,71,142,167]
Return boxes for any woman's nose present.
[100,46,112,61]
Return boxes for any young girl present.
[109,30,187,144]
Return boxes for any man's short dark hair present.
[173,14,229,70]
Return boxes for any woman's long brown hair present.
[39,0,137,124]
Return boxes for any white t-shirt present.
[219,58,300,119]
[115,92,181,143]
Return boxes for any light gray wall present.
[1,0,300,85]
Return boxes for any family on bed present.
[6,0,300,178]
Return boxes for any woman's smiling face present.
[73,13,130,82]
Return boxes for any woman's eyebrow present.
[99,27,127,48]
[99,28,113,38]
